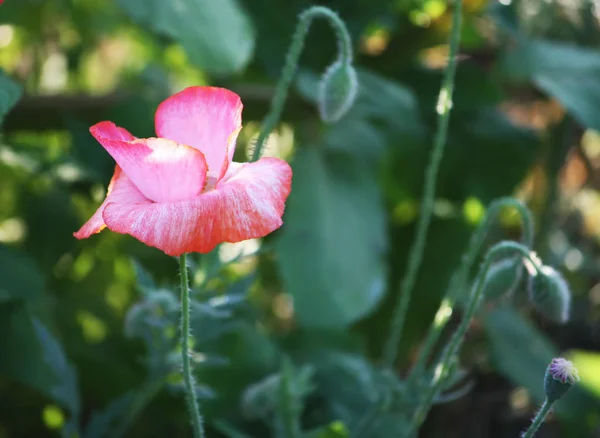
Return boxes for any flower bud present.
[527,265,571,324]
[318,60,358,123]
[483,257,523,301]
[544,357,579,402]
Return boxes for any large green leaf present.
[500,39,600,131]
[484,306,600,434]
[0,245,44,302]
[0,70,22,123]
[117,0,255,75]
[0,305,79,415]
[276,147,387,328]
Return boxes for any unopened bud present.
[527,266,571,324]
[544,357,579,402]
[483,257,523,300]
[318,60,358,123]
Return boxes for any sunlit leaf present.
[117,0,255,75]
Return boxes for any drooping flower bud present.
[544,357,579,402]
[527,265,571,324]
[483,257,523,301]
[318,60,359,123]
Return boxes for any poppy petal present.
[154,86,242,180]
[102,157,292,256]
[90,122,208,203]
[74,166,148,239]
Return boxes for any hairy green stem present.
[382,0,464,369]
[408,197,533,379]
[251,6,353,162]
[522,399,553,438]
[406,241,542,434]
[179,253,205,438]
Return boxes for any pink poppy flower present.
[74,86,292,256]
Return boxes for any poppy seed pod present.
[483,257,523,301]
[527,265,571,324]
[544,357,579,402]
[318,60,359,123]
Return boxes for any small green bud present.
[527,266,571,324]
[483,257,523,300]
[544,357,579,402]
[318,60,358,123]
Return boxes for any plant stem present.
[408,197,533,379]
[179,253,205,438]
[382,0,464,368]
[522,399,553,438]
[406,241,541,434]
[251,6,353,162]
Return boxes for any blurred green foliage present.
[2,0,600,437]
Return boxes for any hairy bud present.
[527,265,571,324]
[544,357,579,402]
[318,60,358,123]
[483,257,523,300]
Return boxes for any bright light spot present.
[549,231,568,255]
[393,200,418,224]
[433,362,445,382]
[434,299,453,327]
[273,293,294,321]
[40,52,68,93]
[360,26,391,56]
[42,405,64,430]
[588,283,600,305]
[55,163,84,182]
[423,0,447,19]
[77,310,108,343]
[509,387,530,411]
[463,197,485,225]
[582,129,600,160]
[567,350,600,398]
[0,25,14,48]
[436,87,452,115]
[499,0,511,5]
[409,10,432,27]
[433,198,455,218]
[219,238,261,264]
[0,218,26,243]
[564,248,583,272]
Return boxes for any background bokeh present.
[1,0,600,437]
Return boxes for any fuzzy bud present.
[527,266,571,324]
[318,60,358,123]
[544,357,579,402]
[483,257,523,300]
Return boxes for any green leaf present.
[0,245,44,302]
[0,305,79,418]
[117,0,255,75]
[484,306,600,432]
[32,319,80,416]
[0,70,22,123]
[276,148,387,328]
[500,39,600,130]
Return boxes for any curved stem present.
[251,6,353,162]
[522,399,553,438]
[179,253,205,438]
[406,241,541,434]
[382,0,464,369]
[408,197,533,378]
